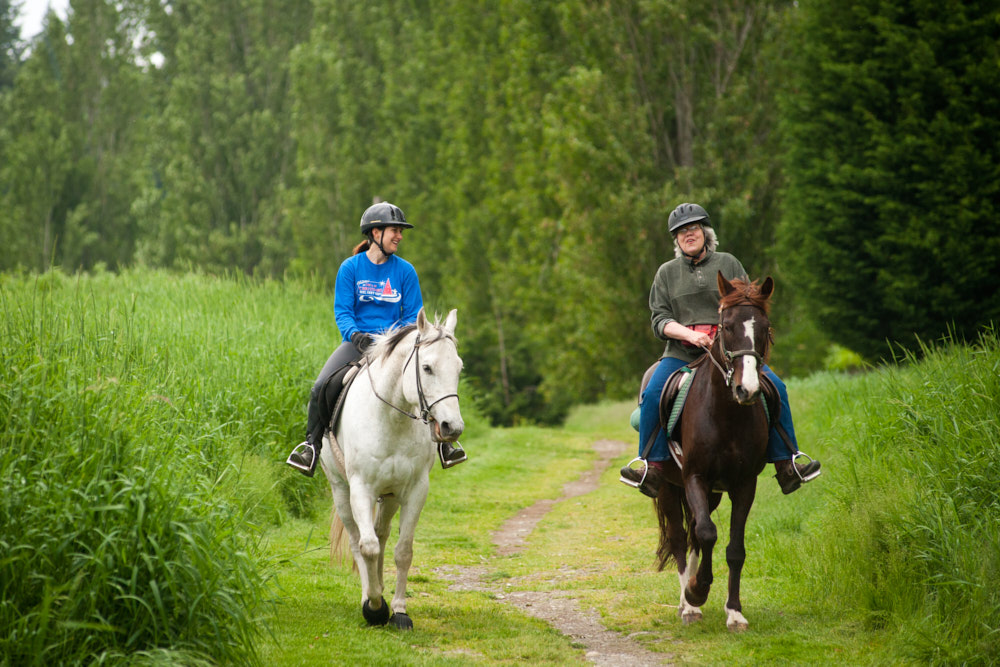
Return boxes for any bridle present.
[366,330,459,426]
[701,303,768,388]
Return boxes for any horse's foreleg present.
[347,482,390,625]
[349,483,381,560]
[659,485,702,624]
[388,481,429,630]
[724,483,757,632]
[684,476,717,608]
[374,497,400,599]
[678,552,703,624]
[328,484,371,594]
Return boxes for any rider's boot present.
[286,440,319,477]
[619,460,668,498]
[438,442,467,468]
[773,455,821,494]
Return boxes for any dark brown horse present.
[655,272,774,631]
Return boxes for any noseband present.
[703,305,768,388]
[367,330,459,424]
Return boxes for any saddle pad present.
[659,366,696,468]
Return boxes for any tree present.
[0,0,20,89]
[0,16,76,272]
[139,0,312,275]
[779,0,1000,361]
[0,1,157,272]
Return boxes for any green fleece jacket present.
[649,249,748,363]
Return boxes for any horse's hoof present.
[726,608,749,632]
[389,612,413,630]
[684,586,709,608]
[362,597,391,626]
[681,610,703,625]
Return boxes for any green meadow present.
[2,269,998,665]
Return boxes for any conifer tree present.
[780,0,1000,361]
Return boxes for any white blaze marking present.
[741,316,760,394]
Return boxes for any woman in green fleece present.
[620,203,821,497]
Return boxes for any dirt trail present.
[436,439,673,666]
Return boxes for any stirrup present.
[286,441,317,477]
[792,450,822,482]
[438,442,467,469]
[618,457,648,489]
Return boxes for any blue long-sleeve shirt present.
[334,253,423,342]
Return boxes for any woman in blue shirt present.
[286,201,466,476]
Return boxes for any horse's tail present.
[653,484,697,571]
[329,510,355,570]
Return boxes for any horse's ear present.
[416,307,429,334]
[444,309,458,335]
[717,271,735,296]
[760,276,774,299]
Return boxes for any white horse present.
[318,308,464,630]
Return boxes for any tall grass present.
[798,326,1000,664]
[0,268,335,664]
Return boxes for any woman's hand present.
[663,321,714,349]
[351,331,373,352]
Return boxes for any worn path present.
[436,440,673,666]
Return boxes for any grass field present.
[3,269,998,665]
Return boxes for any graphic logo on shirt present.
[357,278,401,303]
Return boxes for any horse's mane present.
[365,316,456,362]
[719,278,771,314]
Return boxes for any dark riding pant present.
[638,356,799,463]
[306,340,362,452]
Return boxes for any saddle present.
[327,360,365,437]
[638,355,783,470]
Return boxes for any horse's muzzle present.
[733,385,761,406]
[431,418,464,442]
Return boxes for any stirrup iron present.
[619,457,648,489]
[792,450,821,482]
[438,441,467,469]
[286,441,316,476]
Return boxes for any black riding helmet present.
[360,202,413,235]
[667,202,711,235]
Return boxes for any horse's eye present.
[422,364,433,374]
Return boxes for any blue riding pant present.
[637,356,798,463]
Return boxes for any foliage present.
[137,0,312,275]
[0,1,152,274]
[779,0,1000,362]
[7,0,997,424]
[795,327,1000,664]
[3,268,998,662]
[0,268,339,663]
[0,0,19,89]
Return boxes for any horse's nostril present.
[440,421,451,434]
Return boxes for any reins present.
[365,330,459,425]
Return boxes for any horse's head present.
[401,308,465,442]
[715,273,774,405]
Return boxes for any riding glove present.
[351,331,374,353]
